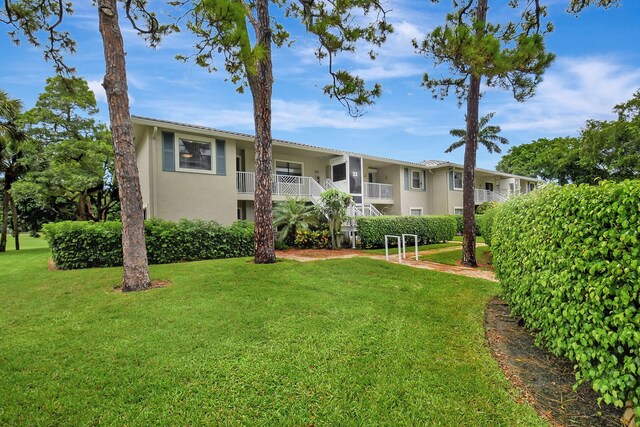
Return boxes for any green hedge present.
[476,210,497,246]
[44,219,254,269]
[492,181,640,411]
[450,214,464,234]
[356,215,456,248]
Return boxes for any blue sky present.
[1,1,639,169]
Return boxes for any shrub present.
[356,215,456,248]
[476,209,498,246]
[294,229,331,249]
[448,214,482,236]
[476,201,499,214]
[491,181,640,412]
[449,214,464,234]
[44,219,255,269]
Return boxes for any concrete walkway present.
[276,244,497,282]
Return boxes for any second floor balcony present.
[237,171,394,202]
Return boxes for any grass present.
[3,235,49,251]
[421,246,493,270]
[363,241,460,255]
[0,245,545,426]
[453,235,485,243]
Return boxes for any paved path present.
[276,244,497,282]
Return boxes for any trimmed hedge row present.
[44,219,254,269]
[356,215,457,248]
[476,210,497,246]
[492,181,640,411]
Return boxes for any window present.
[485,182,494,192]
[528,182,536,192]
[454,207,463,215]
[275,160,303,176]
[410,208,423,216]
[332,162,347,182]
[178,138,212,171]
[452,171,463,190]
[410,169,423,190]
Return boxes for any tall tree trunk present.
[97,0,151,291]
[247,0,276,264]
[10,193,19,251]
[0,185,9,253]
[461,0,488,268]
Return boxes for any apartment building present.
[132,116,542,225]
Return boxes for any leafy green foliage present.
[414,2,554,104]
[21,76,99,145]
[294,229,331,249]
[1,1,175,74]
[475,209,497,247]
[319,189,352,249]
[14,75,118,224]
[272,198,318,245]
[43,219,254,269]
[491,181,640,411]
[176,0,392,116]
[0,89,31,251]
[497,90,640,184]
[356,215,457,249]
[476,201,499,214]
[447,112,508,154]
[451,213,463,234]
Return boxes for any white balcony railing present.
[474,188,508,204]
[363,182,393,200]
[237,172,321,198]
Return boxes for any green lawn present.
[3,235,49,251]
[363,241,460,255]
[453,235,485,243]
[0,245,544,426]
[421,245,493,269]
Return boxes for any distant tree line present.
[497,90,640,184]
[0,76,117,251]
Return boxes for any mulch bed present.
[485,297,622,427]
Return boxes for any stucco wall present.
[143,126,239,225]
[398,166,429,216]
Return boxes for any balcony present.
[363,182,393,200]
[237,172,324,201]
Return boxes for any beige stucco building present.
[132,116,542,225]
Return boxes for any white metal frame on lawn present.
[384,235,402,263]
[401,234,419,261]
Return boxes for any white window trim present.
[453,206,463,215]
[274,159,304,176]
[409,207,423,216]
[451,170,463,191]
[485,181,494,191]
[410,169,423,190]
[175,132,216,175]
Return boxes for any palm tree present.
[0,90,29,252]
[446,112,509,154]
[272,198,318,245]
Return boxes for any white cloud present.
[351,62,423,80]
[137,98,417,133]
[494,56,640,134]
[87,79,107,103]
[87,79,136,106]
